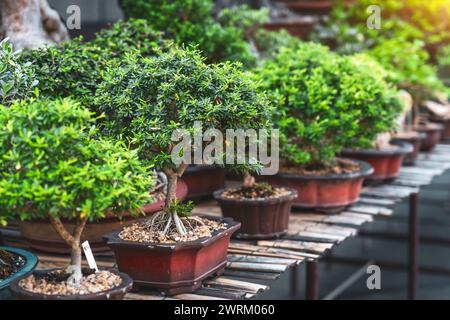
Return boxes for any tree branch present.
[48,215,75,246]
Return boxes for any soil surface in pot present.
[220,183,290,200]
[0,249,25,281]
[280,158,360,176]
[19,269,122,296]
[119,216,226,243]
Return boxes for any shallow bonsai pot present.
[430,118,450,141]
[181,165,225,199]
[104,216,241,295]
[0,246,38,300]
[19,181,188,254]
[341,141,413,182]
[9,268,132,300]
[278,0,333,14]
[408,123,444,151]
[391,131,426,165]
[213,188,298,239]
[260,159,373,212]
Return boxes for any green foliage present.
[254,42,402,167]
[0,39,37,107]
[312,0,450,56]
[368,39,446,99]
[168,200,195,218]
[0,99,154,222]
[119,0,266,66]
[253,29,301,61]
[18,19,165,102]
[93,46,270,173]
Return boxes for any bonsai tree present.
[18,19,166,102]
[367,39,447,120]
[0,98,154,285]
[93,46,270,236]
[118,0,268,67]
[0,38,37,107]
[254,42,402,170]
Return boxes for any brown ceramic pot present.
[341,141,413,182]
[10,268,133,300]
[213,188,298,239]
[181,165,225,199]
[260,159,373,212]
[391,131,426,165]
[430,118,450,141]
[18,181,188,253]
[104,216,240,295]
[278,0,333,14]
[408,123,444,151]
[264,20,316,39]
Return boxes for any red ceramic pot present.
[430,118,450,141]
[341,141,413,182]
[260,159,373,212]
[18,181,188,253]
[181,165,225,199]
[10,268,133,300]
[409,123,444,151]
[104,217,240,295]
[391,131,426,165]
[213,188,297,239]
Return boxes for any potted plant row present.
[252,43,405,211]
[0,99,155,300]
[95,46,269,294]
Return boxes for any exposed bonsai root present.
[143,211,193,237]
[65,265,83,288]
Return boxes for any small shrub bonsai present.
[255,42,402,170]
[94,46,270,237]
[18,19,166,102]
[0,38,37,107]
[0,98,154,286]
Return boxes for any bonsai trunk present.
[0,0,69,50]
[242,173,256,188]
[48,214,88,286]
[163,164,188,235]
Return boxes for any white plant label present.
[82,240,98,272]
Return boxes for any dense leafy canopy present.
[0,99,154,222]
[0,39,37,107]
[17,19,166,102]
[93,46,271,173]
[119,0,266,67]
[254,42,402,167]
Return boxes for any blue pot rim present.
[0,246,38,291]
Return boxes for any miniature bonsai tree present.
[18,19,166,102]
[0,38,37,107]
[254,42,402,170]
[0,98,154,285]
[93,46,270,236]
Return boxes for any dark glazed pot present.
[213,188,298,239]
[18,181,188,254]
[0,247,38,300]
[181,165,225,199]
[260,159,373,212]
[409,123,444,151]
[341,141,413,182]
[264,20,316,39]
[391,132,426,165]
[278,0,333,14]
[10,268,132,300]
[104,216,241,295]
